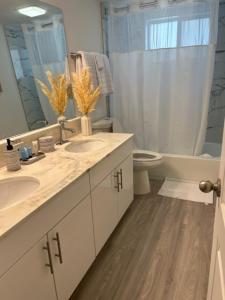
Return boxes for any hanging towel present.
[65,56,71,84]
[75,51,99,90]
[94,54,113,95]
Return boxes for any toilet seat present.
[133,149,163,172]
[133,150,162,162]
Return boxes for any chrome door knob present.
[199,179,221,197]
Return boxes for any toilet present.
[92,118,113,133]
[133,150,163,195]
[92,119,163,195]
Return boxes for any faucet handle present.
[58,115,67,123]
[59,119,66,125]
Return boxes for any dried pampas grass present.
[71,68,101,115]
[36,71,69,116]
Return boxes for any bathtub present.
[150,152,220,182]
[110,120,221,182]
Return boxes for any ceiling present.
[0,0,62,25]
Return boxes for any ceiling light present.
[18,6,46,18]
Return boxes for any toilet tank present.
[92,118,113,133]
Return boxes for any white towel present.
[75,51,113,96]
[65,56,71,84]
[76,51,99,90]
[94,54,113,95]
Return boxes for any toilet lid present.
[133,150,162,162]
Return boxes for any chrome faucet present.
[58,119,76,145]
[31,119,49,130]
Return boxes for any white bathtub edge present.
[150,153,220,182]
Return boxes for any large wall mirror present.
[0,0,75,140]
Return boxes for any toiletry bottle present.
[27,146,33,158]
[6,139,13,151]
[20,147,29,161]
[32,140,39,156]
[4,139,21,171]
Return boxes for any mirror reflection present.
[0,0,74,140]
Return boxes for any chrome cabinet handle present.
[53,232,63,264]
[114,172,120,192]
[43,241,54,274]
[119,169,123,190]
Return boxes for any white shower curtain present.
[22,16,74,125]
[108,0,219,155]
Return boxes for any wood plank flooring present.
[70,180,215,300]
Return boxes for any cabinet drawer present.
[0,172,90,279]
[90,139,133,190]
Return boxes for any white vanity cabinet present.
[0,136,133,300]
[48,195,95,300]
[0,236,57,300]
[0,195,95,300]
[91,141,134,255]
[116,154,133,220]
[0,172,92,300]
[91,171,118,254]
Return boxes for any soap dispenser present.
[4,139,21,171]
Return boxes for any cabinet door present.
[117,154,134,220]
[211,247,225,300]
[0,236,56,300]
[49,195,95,300]
[92,171,118,254]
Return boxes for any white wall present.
[206,4,225,144]
[43,0,107,120]
[43,0,103,53]
[0,25,28,140]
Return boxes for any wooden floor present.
[71,181,215,300]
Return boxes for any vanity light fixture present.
[18,6,46,17]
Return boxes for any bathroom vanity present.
[0,133,133,300]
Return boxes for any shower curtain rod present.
[111,0,209,12]
[112,1,158,12]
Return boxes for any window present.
[146,19,178,49]
[180,18,209,47]
[145,16,210,50]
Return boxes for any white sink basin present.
[0,176,40,211]
[65,139,107,153]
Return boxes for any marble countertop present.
[0,133,133,240]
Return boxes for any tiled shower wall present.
[4,25,45,131]
[206,3,225,144]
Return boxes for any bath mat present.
[158,178,213,204]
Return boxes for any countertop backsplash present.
[0,117,81,168]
